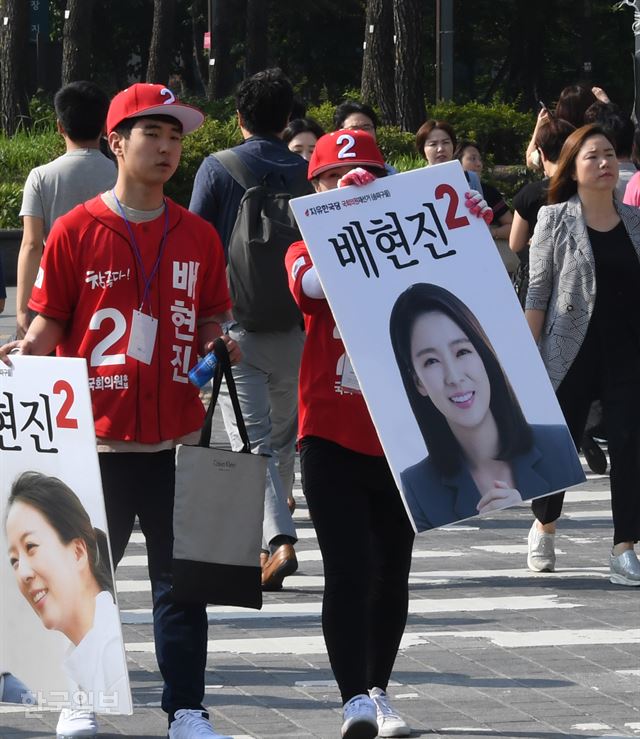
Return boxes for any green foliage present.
[0,130,64,186]
[427,101,535,164]
[306,102,335,133]
[0,183,24,229]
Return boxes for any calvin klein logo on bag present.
[212,460,236,470]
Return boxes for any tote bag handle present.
[198,337,251,453]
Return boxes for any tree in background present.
[0,0,30,134]
[246,0,268,76]
[361,0,396,125]
[147,0,176,84]
[393,0,426,130]
[62,0,94,84]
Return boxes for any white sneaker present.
[369,687,411,737]
[610,549,640,586]
[168,709,232,739]
[56,709,98,738]
[341,694,378,739]
[527,521,555,572]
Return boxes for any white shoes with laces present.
[56,709,98,738]
[527,521,556,572]
[341,694,378,738]
[369,687,411,737]
[168,709,232,738]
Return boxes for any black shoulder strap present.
[198,338,251,453]
[213,149,259,192]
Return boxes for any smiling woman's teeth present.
[33,590,47,603]
[451,392,473,404]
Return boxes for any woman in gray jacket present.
[525,123,640,586]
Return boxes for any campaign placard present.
[290,161,585,533]
[0,356,132,714]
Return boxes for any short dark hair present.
[548,124,616,204]
[112,113,183,140]
[235,68,294,136]
[333,101,379,131]
[390,283,532,476]
[583,102,634,158]
[54,81,110,142]
[415,120,457,159]
[7,471,114,597]
[282,117,325,145]
[534,118,576,163]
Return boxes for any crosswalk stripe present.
[124,627,639,655]
[119,594,578,624]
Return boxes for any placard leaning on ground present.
[289,160,585,533]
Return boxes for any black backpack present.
[214,149,311,332]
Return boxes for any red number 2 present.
[435,183,470,230]
[53,380,79,429]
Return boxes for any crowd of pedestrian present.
[0,71,639,739]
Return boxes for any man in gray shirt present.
[16,81,116,338]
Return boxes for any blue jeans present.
[99,450,208,723]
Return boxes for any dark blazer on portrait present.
[401,424,585,533]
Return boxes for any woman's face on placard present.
[410,310,491,432]
[6,501,87,636]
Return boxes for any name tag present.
[127,310,158,365]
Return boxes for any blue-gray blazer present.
[401,424,585,533]
[525,194,640,389]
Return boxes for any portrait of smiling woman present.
[5,471,129,713]
[389,283,583,532]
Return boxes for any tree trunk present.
[62,0,94,84]
[361,0,396,125]
[147,0,176,85]
[208,0,235,100]
[0,0,30,135]
[246,0,268,76]
[393,0,426,132]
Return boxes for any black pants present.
[300,436,415,704]
[532,339,640,545]
[99,450,208,722]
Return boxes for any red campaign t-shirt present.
[29,195,231,443]
[285,240,383,456]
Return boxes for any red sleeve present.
[28,217,80,320]
[198,221,231,318]
[285,240,327,316]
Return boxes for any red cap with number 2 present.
[308,129,386,180]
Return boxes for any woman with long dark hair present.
[525,124,640,584]
[5,472,128,712]
[390,283,582,532]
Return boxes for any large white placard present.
[0,356,132,714]
[290,161,585,533]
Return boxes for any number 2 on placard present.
[53,380,78,429]
[89,308,126,366]
[435,183,470,230]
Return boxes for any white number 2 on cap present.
[336,134,357,159]
[160,87,176,105]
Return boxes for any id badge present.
[127,310,158,364]
[339,354,362,394]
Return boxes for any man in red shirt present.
[0,84,238,739]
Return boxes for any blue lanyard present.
[112,190,170,313]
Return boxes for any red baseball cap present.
[308,129,386,179]
[107,83,205,135]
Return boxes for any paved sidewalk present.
[1,287,639,738]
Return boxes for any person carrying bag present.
[172,338,267,609]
